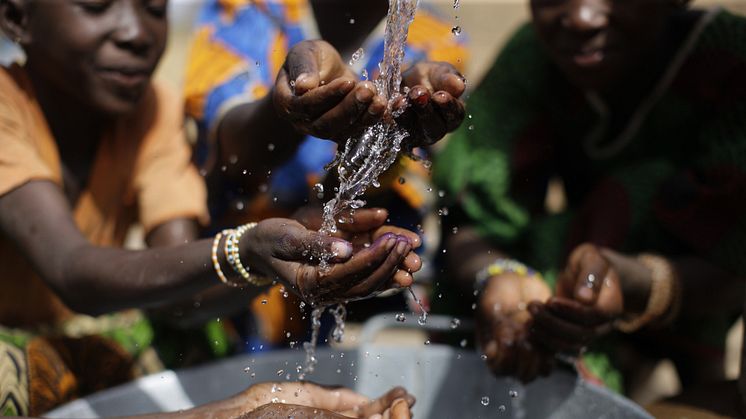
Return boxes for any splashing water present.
[301,0,423,376]
[319,0,420,238]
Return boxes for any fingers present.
[308,81,385,139]
[309,384,371,412]
[358,387,415,417]
[544,297,615,327]
[372,226,422,249]
[529,303,593,352]
[284,40,349,94]
[268,220,353,263]
[428,62,466,98]
[385,398,412,419]
[337,208,389,234]
[341,235,411,299]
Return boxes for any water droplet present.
[460,339,468,348]
[267,143,275,151]
[261,299,268,304]
[398,177,406,184]
[453,0,460,8]
[468,124,474,131]
[424,339,431,345]
[451,26,462,35]
[481,396,490,406]
[349,47,365,66]
[372,179,381,188]
[438,190,446,198]
[395,313,406,322]
[243,367,251,373]
[362,69,368,80]
[498,405,506,412]
[235,201,245,211]
[509,390,518,398]
[452,227,459,234]
[255,60,260,67]
[276,369,284,376]
[480,354,488,361]
[471,302,477,310]
[229,154,238,164]
[450,318,461,329]
[349,18,356,24]
[220,165,227,172]
[250,372,256,378]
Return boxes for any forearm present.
[216,95,304,192]
[603,249,743,319]
[445,225,508,293]
[58,239,245,315]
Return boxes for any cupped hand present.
[528,243,624,356]
[476,273,554,383]
[244,382,415,419]
[293,206,422,290]
[243,213,421,305]
[273,40,387,141]
[395,61,466,147]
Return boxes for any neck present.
[311,0,390,56]
[24,62,106,154]
[601,9,702,110]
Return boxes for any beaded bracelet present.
[211,230,232,285]
[475,258,542,291]
[616,253,676,333]
[224,222,273,287]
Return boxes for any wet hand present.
[274,40,387,141]
[244,214,420,305]
[244,383,415,419]
[293,206,422,290]
[528,244,623,356]
[477,273,554,383]
[395,61,466,146]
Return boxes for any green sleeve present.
[434,24,552,246]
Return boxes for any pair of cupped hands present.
[477,244,626,382]
[238,40,465,304]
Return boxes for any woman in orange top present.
[0,0,420,416]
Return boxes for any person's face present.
[22,0,168,116]
[530,0,678,91]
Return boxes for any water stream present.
[301,0,425,376]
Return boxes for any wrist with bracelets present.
[211,222,273,288]
[475,258,542,292]
[615,253,678,333]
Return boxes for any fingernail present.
[396,240,408,254]
[385,236,397,251]
[577,286,594,301]
[295,73,309,84]
[331,241,352,259]
[355,86,374,102]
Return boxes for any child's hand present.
[528,244,623,356]
[395,61,466,146]
[273,40,387,141]
[477,273,554,383]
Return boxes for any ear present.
[0,0,30,45]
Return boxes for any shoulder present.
[676,9,746,106]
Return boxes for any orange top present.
[0,65,209,328]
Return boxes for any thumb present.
[311,233,354,263]
[285,40,322,95]
[272,223,353,263]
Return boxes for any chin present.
[93,90,147,117]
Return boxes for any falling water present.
[319,0,420,237]
[301,0,425,375]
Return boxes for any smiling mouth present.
[97,67,151,88]
[572,49,605,67]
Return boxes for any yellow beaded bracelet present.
[224,222,273,287]
[211,230,231,285]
